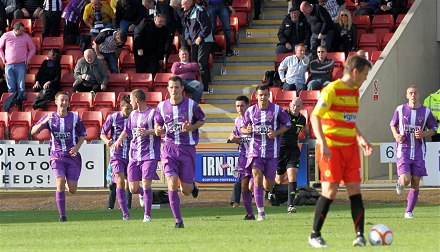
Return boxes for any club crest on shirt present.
[266,114,274,122]
[418,116,424,123]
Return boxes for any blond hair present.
[336,9,352,30]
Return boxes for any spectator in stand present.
[276,6,311,55]
[0,2,7,36]
[116,0,145,34]
[334,9,357,56]
[0,68,8,97]
[109,0,117,13]
[1,0,17,21]
[32,49,62,108]
[142,0,178,58]
[353,0,372,15]
[423,89,440,142]
[134,14,168,75]
[182,0,214,93]
[375,0,404,20]
[253,0,261,20]
[92,28,127,73]
[171,47,204,103]
[41,0,63,38]
[0,21,36,95]
[320,0,339,22]
[73,49,109,92]
[278,43,310,92]
[307,45,333,90]
[62,0,88,45]
[300,0,335,55]
[83,0,116,36]
[14,0,43,19]
[207,0,234,57]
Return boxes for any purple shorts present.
[161,142,196,184]
[127,159,160,182]
[238,154,252,180]
[50,152,82,182]
[246,156,278,180]
[397,158,428,177]
[110,157,129,178]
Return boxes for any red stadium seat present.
[145,92,163,108]
[93,92,116,115]
[381,33,394,49]
[64,47,83,64]
[31,37,42,54]
[60,55,75,72]
[107,73,130,93]
[275,52,293,70]
[345,0,356,11]
[371,14,394,32]
[9,111,32,141]
[120,54,136,73]
[0,112,9,140]
[130,73,153,91]
[358,33,380,50]
[28,55,48,74]
[25,74,36,92]
[32,111,53,141]
[231,12,249,27]
[22,92,40,112]
[32,18,44,34]
[153,73,174,87]
[0,93,20,112]
[406,0,415,10]
[81,111,103,142]
[11,19,32,34]
[232,0,252,13]
[332,66,344,80]
[60,73,75,92]
[42,37,64,54]
[165,54,180,71]
[352,15,371,32]
[348,51,369,60]
[153,86,169,101]
[273,90,295,107]
[370,51,382,64]
[214,34,226,56]
[394,14,405,30]
[123,36,134,52]
[299,90,320,105]
[70,92,93,113]
[269,87,282,100]
[326,52,346,67]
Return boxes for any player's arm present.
[30,114,53,135]
[356,126,372,156]
[268,125,289,139]
[416,111,438,139]
[227,130,240,144]
[415,128,436,139]
[113,131,128,150]
[100,116,113,146]
[183,120,205,132]
[311,114,330,161]
[390,125,404,143]
[154,123,165,136]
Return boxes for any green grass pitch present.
[0,204,439,251]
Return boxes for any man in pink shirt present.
[0,22,36,95]
[171,47,203,103]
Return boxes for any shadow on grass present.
[0,203,420,224]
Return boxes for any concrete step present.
[219,65,272,75]
[205,99,238,104]
[204,113,238,120]
[200,103,238,114]
[199,135,231,143]
[213,75,262,81]
[258,11,286,20]
[264,1,288,8]
[211,79,259,85]
[211,86,257,94]
[229,47,275,57]
[200,123,234,133]
[244,28,278,38]
[239,37,279,44]
[225,56,276,63]
[252,19,284,26]
[234,42,278,48]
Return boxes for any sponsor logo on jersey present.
[344,113,357,122]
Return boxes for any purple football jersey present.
[155,97,206,145]
[390,104,438,160]
[37,112,87,155]
[242,103,291,158]
[101,112,131,160]
[124,108,161,161]
[234,116,251,156]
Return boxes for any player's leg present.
[286,167,298,213]
[128,161,144,196]
[405,175,422,218]
[55,175,67,221]
[252,163,266,220]
[178,145,198,198]
[346,182,366,246]
[241,176,255,220]
[141,160,160,222]
[115,171,129,218]
[167,175,184,228]
[396,159,411,195]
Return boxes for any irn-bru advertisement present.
[194,152,240,183]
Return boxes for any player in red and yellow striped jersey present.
[307,55,373,248]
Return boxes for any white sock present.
[257,207,264,213]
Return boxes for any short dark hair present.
[55,91,69,100]
[344,55,373,74]
[120,94,130,106]
[116,30,128,44]
[131,89,146,102]
[236,95,249,105]
[50,48,62,62]
[255,84,270,92]
[13,22,24,30]
[168,75,183,87]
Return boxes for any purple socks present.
[406,189,419,213]
[168,190,182,223]
[144,188,153,216]
[242,190,254,216]
[116,188,129,217]
[56,191,66,218]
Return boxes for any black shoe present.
[59,216,67,222]
[243,214,255,220]
[191,183,199,198]
[175,222,184,228]
[226,50,234,57]
[107,207,113,210]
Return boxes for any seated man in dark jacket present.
[73,49,109,93]
[307,45,334,90]
[276,7,311,55]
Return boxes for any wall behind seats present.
[357,0,440,179]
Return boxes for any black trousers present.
[191,41,212,91]
[73,82,103,92]
[42,10,62,38]
[134,54,159,76]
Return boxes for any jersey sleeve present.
[36,114,50,131]
[426,110,439,132]
[76,118,87,137]
[124,114,133,138]
[100,114,113,136]
[193,103,206,122]
[312,86,333,118]
[390,108,400,127]
[155,105,165,126]
[278,109,291,128]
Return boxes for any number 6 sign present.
[380,143,397,163]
